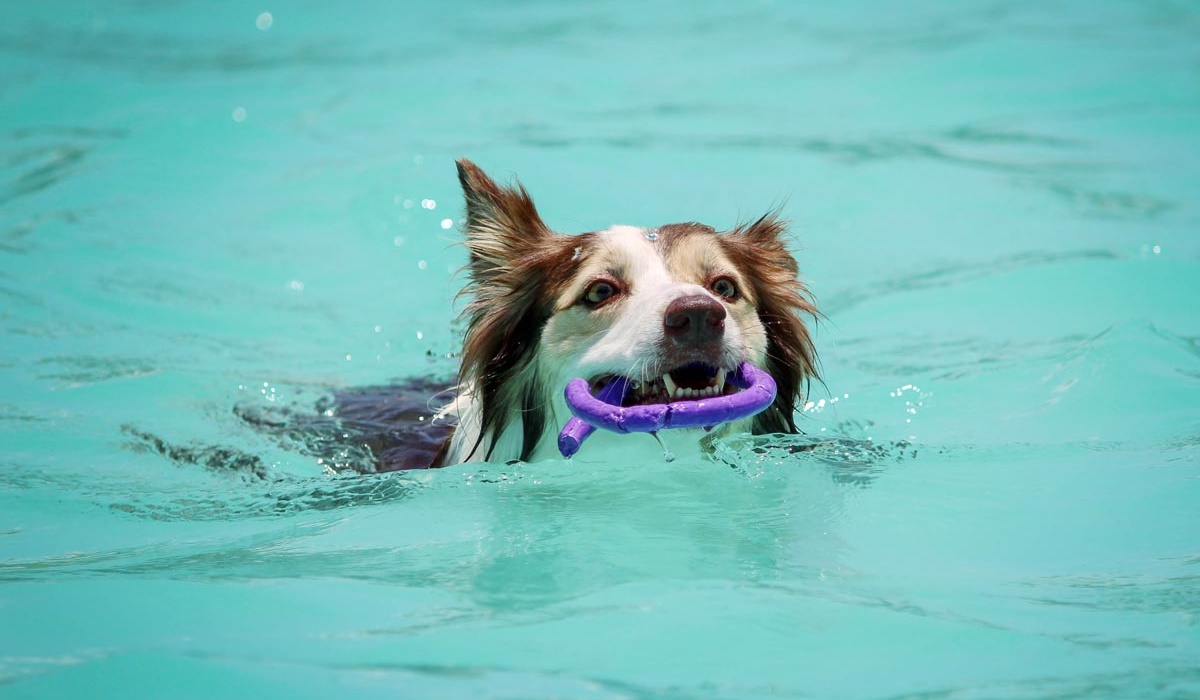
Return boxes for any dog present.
[433,160,818,466]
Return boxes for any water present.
[2,1,1199,697]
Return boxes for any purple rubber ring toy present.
[557,361,777,458]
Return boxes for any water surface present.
[2,1,1198,698]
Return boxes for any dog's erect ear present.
[726,213,797,275]
[721,213,819,435]
[456,159,553,273]
[453,159,578,462]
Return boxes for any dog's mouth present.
[560,361,778,456]
[588,362,737,406]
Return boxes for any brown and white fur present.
[435,160,818,465]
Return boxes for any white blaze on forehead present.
[602,224,649,240]
[558,225,669,307]
[601,225,672,288]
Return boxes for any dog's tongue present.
[557,362,777,458]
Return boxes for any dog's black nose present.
[663,294,726,344]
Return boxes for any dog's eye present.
[710,277,738,300]
[583,280,619,306]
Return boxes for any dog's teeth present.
[716,368,727,392]
[663,373,677,397]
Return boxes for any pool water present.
[2,1,1199,697]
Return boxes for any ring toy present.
[557,362,777,457]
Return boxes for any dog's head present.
[454,159,818,462]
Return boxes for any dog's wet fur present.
[235,160,818,473]
[234,377,454,473]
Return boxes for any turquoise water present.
[2,1,1199,697]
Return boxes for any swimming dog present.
[434,160,818,465]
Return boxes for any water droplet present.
[232,106,247,122]
[255,11,273,30]
[440,218,453,229]
[651,432,675,462]
[421,199,436,210]
[417,260,427,270]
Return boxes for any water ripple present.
[1021,571,1200,618]
[0,127,122,206]
[711,431,918,486]
[0,25,428,74]
[820,249,1121,316]
[121,425,272,481]
[1036,179,1177,220]
[503,125,1103,176]
[36,356,159,389]
[883,664,1200,700]
[0,209,84,254]
[842,329,1112,381]
[0,144,87,206]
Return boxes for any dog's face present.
[540,224,770,405]
[447,160,817,464]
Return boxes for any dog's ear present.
[453,159,577,461]
[456,159,554,275]
[721,213,819,435]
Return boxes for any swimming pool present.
[2,1,1198,697]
